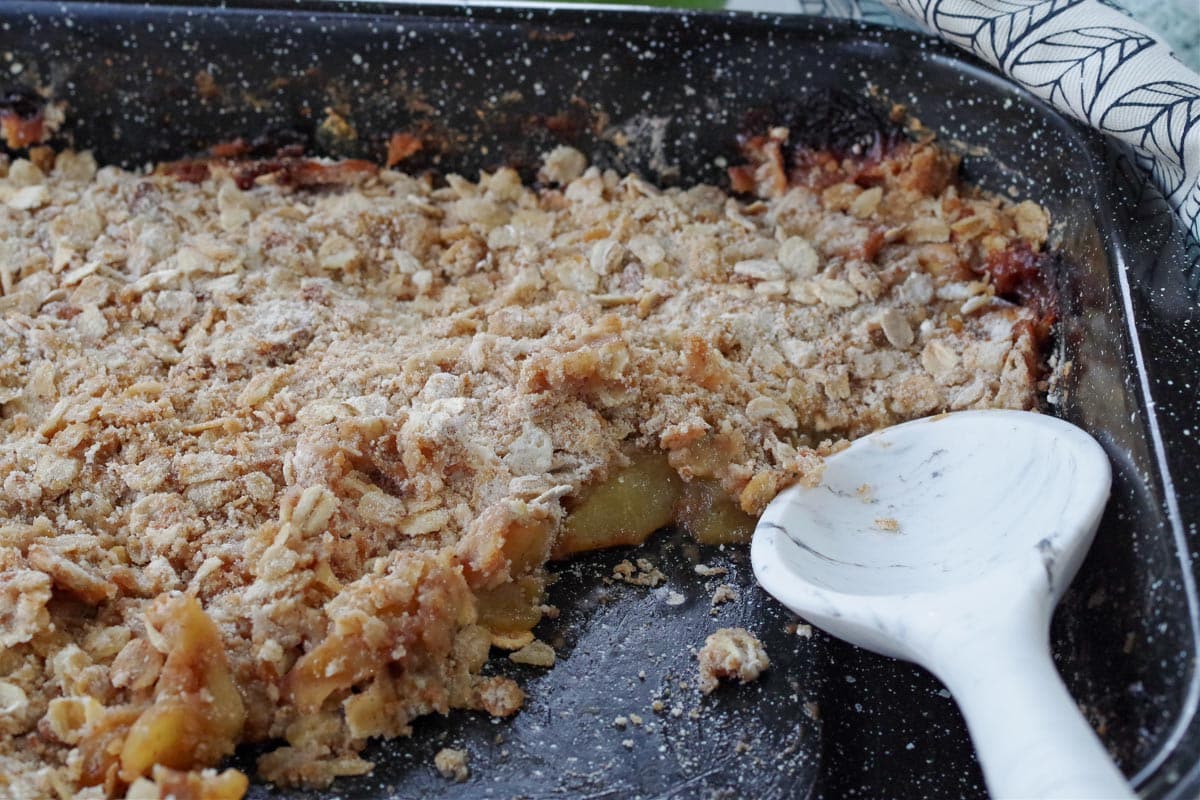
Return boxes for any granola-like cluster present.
[697,627,771,695]
[0,138,1045,797]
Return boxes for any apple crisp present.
[0,133,1048,798]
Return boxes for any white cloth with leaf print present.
[787,0,1200,246]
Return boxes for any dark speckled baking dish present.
[3,2,1198,798]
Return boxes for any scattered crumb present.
[509,640,556,668]
[628,713,643,726]
[319,106,357,144]
[385,132,423,167]
[803,701,821,720]
[613,558,667,587]
[670,705,683,718]
[638,670,647,681]
[613,715,628,729]
[873,517,901,532]
[621,739,634,750]
[538,144,587,185]
[795,623,813,639]
[434,748,470,783]
[734,741,750,754]
[697,628,770,695]
[693,563,728,577]
[665,591,686,606]
[651,700,665,714]
[710,584,739,608]
[857,483,873,502]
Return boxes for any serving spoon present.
[751,409,1134,799]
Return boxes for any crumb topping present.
[0,138,1044,796]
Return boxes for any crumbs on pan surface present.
[433,747,470,783]
[697,627,771,695]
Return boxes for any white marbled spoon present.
[751,409,1133,800]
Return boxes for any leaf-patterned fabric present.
[795,0,1200,245]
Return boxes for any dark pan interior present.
[3,2,1199,798]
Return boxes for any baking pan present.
[2,2,1198,798]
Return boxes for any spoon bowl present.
[751,409,1132,799]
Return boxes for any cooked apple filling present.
[0,135,1048,797]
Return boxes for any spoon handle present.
[938,631,1134,800]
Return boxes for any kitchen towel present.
[796,0,1200,247]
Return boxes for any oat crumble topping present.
[0,136,1045,797]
